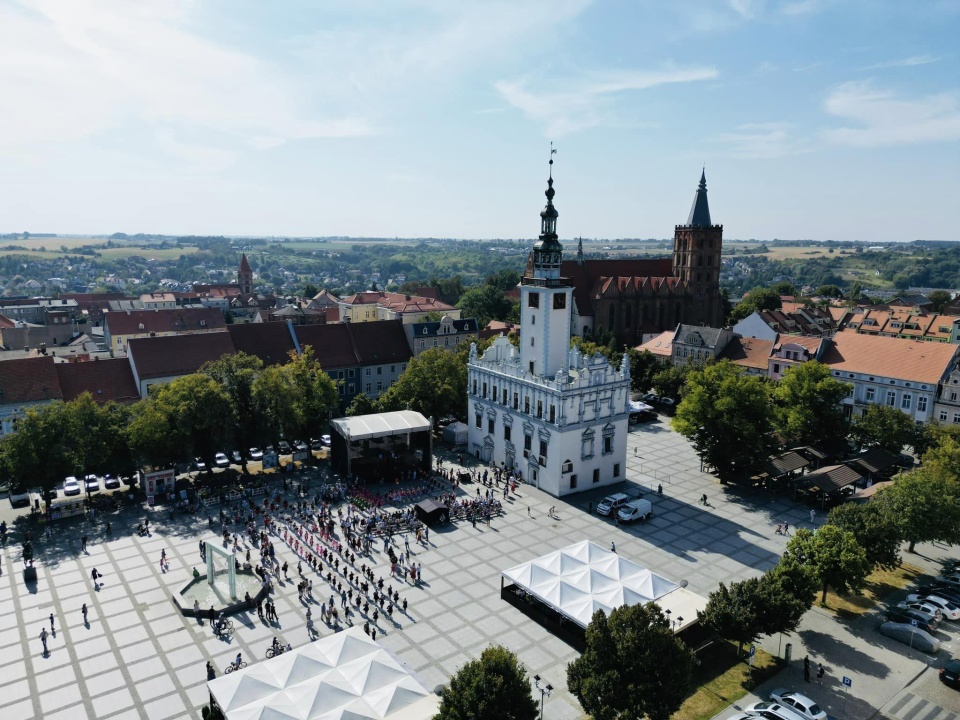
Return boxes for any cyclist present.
[215,612,226,634]
[233,652,243,670]
[271,637,281,655]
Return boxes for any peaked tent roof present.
[207,627,439,720]
[686,169,712,226]
[501,540,705,631]
[331,411,431,441]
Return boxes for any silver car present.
[879,621,940,653]
[745,701,808,720]
[768,690,827,720]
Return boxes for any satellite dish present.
[680,579,689,588]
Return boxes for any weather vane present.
[549,142,556,176]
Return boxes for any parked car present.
[879,621,940,652]
[321,434,331,446]
[916,585,960,605]
[617,498,653,524]
[935,574,960,590]
[9,487,30,506]
[641,392,659,403]
[744,701,807,720]
[887,608,939,633]
[230,450,242,464]
[897,600,943,619]
[63,476,82,496]
[278,440,292,455]
[292,440,308,452]
[194,457,207,472]
[660,397,676,407]
[768,690,827,720]
[310,438,324,450]
[83,474,100,493]
[103,474,121,490]
[249,447,264,460]
[940,657,960,688]
[214,452,230,469]
[596,493,631,517]
[909,594,960,620]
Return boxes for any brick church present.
[524,171,724,347]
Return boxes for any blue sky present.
[0,0,957,242]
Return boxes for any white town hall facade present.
[466,160,630,498]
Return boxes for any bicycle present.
[213,620,234,637]
[265,643,290,659]
[225,659,247,673]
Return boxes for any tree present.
[815,284,843,298]
[771,281,798,296]
[251,348,339,443]
[127,374,234,468]
[435,645,538,720]
[851,404,919,454]
[782,527,872,604]
[771,361,849,447]
[651,363,695,401]
[672,361,775,481]
[698,578,766,656]
[456,284,513,328]
[377,347,467,420]
[881,467,960,552]
[926,289,952,313]
[346,393,376,417]
[729,286,782,323]
[567,604,695,720]
[201,352,264,451]
[760,558,818,633]
[827,501,903,570]
[301,282,320,299]
[627,348,662,393]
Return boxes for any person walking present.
[610,541,616,553]
[40,627,48,655]
[49,613,55,632]
[803,655,810,682]
[809,509,816,524]
[160,549,167,572]
[817,663,824,684]
[81,535,88,552]
[82,603,89,625]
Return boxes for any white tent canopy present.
[208,628,440,720]
[331,411,431,442]
[502,540,707,632]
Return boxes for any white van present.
[597,493,631,516]
[617,498,652,523]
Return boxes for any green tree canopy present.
[651,363,696,401]
[251,348,339,443]
[346,393,376,417]
[729,286,783,323]
[770,281,798,296]
[672,361,775,480]
[926,289,952,313]
[815,284,843,298]
[880,466,960,552]
[455,284,513,328]
[827,501,903,570]
[771,361,849,447]
[377,347,467,420]
[698,578,766,656]
[435,645,538,720]
[567,604,695,720]
[201,351,264,451]
[627,348,662,393]
[851,404,919,454]
[782,526,872,603]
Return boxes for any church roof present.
[238,253,252,273]
[558,258,674,316]
[686,170,712,227]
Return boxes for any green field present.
[0,236,198,261]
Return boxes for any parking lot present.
[0,418,956,719]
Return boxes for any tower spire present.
[686,168,712,226]
[577,236,584,265]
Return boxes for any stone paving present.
[0,418,953,719]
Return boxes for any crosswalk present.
[886,692,958,720]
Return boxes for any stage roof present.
[207,628,439,720]
[502,540,707,632]
[331,411,432,441]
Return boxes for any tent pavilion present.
[329,410,433,479]
[206,627,440,720]
[501,540,707,635]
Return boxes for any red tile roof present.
[295,324,360,370]
[127,332,236,380]
[227,322,297,366]
[557,258,675,315]
[719,337,773,370]
[0,355,63,404]
[55,358,140,404]
[294,320,412,370]
[822,332,959,383]
[636,331,674,358]
[104,308,225,336]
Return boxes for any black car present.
[887,608,939,633]
[941,658,960,689]
[278,440,292,455]
[919,585,960,605]
[230,450,242,464]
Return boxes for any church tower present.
[672,170,723,326]
[520,155,573,379]
[238,253,253,296]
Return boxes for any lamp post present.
[533,674,552,720]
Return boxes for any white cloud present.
[781,0,823,16]
[0,0,377,163]
[712,122,806,159]
[495,66,719,136]
[823,81,960,146]
[860,54,941,70]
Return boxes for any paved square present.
[0,420,819,719]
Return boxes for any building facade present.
[467,163,629,498]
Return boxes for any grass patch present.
[821,562,924,619]
[671,640,784,720]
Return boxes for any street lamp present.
[533,674,552,720]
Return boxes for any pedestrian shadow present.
[796,628,892,679]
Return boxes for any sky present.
[0,0,957,242]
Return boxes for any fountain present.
[172,542,269,618]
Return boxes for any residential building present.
[820,332,958,422]
[405,316,478,357]
[717,336,774,377]
[733,305,838,341]
[636,330,674,361]
[934,366,960,426]
[0,356,63,436]
[768,336,827,381]
[55,358,140,405]
[127,332,235,398]
[559,170,724,347]
[467,162,630,498]
[337,291,460,324]
[103,307,226,355]
[670,325,734,367]
[842,308,960,343]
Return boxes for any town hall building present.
[467,160,630,498]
